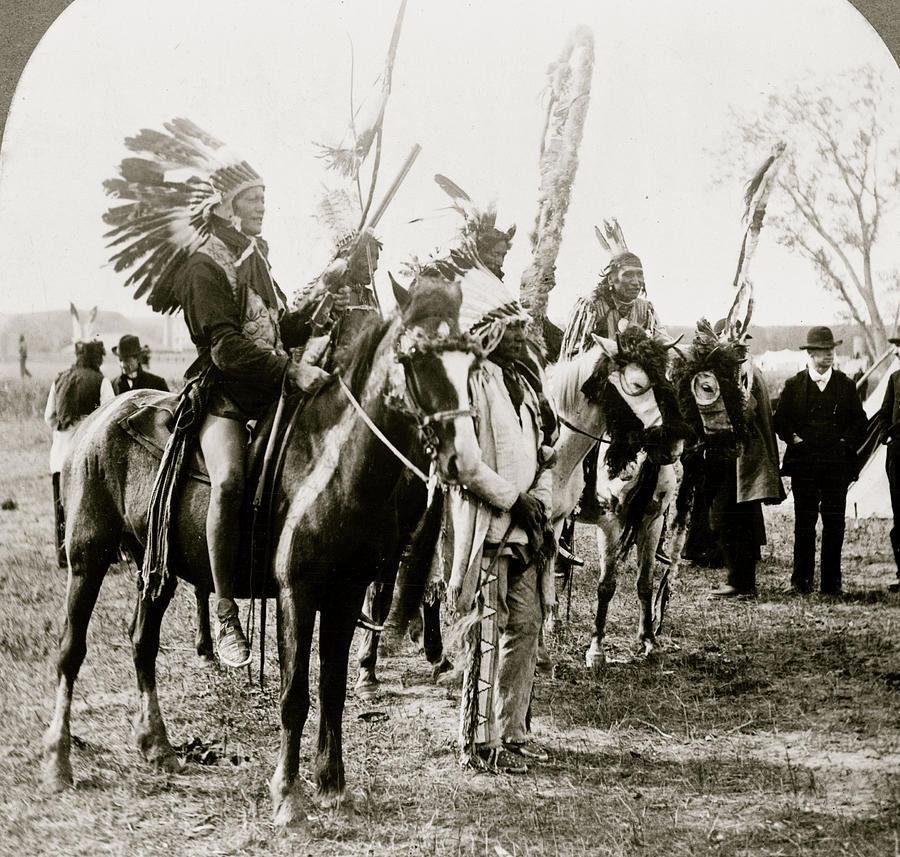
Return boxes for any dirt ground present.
[0,402,898,856]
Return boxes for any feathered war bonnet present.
[102,118,264,313]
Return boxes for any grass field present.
[0,382,898,856]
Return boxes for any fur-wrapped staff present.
[658,143,787,624]
[520,25,595,356]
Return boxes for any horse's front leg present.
[130,581,181,772]
[270,581,316,828]
[636,465,678,655]
[316,580,369,807]
[587,516,618,671]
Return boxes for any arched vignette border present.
[1,0,899,146]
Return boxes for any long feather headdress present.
[103,117,263,314]
[722,142,786,342]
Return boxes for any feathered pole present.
[724,141,786,341]
[316,0,408,223]
[520,25,594,351]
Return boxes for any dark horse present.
[42,276,483,828]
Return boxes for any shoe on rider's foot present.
[215,611,251,668]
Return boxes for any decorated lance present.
[317,143,422,319]
[723,141,786,342]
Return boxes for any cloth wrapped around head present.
[457,266,530,353]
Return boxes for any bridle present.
[335,323,482,482]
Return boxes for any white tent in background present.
[847,351,898,519]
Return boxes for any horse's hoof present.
[317,787,353,812]
[194,652,216,668]
[147,749,183,773]
[273,793,310,830]
[355,671,379,700]
[585,641,606,672]
[641,638,659,659]
[42,755,73,793]
[430,657,453,682]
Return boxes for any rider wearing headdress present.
[560,221,662,360]
[103,119,341,668]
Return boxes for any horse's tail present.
[617,461,661,561]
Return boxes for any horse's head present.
[580,326,689,473]
[391,273,482,483]
[671,321,750,461]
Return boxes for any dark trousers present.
[52,473,66,568]
[708,468,761,592]
[790,467,849,593]
[888,445,900,580]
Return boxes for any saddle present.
[116,390,280,490]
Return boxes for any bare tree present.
[719,65,900,360]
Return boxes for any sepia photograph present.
[0,1,898,853]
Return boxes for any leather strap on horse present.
[557,412,607,443]
[141,373,208,601]
[337,374,430,484]
[249,375,292,687]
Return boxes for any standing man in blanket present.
[45,340,115,567]
[446,273,557,774]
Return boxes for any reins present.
[337,375,432,484]
[557,412,608,443]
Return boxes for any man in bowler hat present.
[774,326,867,594]
[111,334,169,395]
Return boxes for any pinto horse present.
[545,329,688,668]
[42,277,482,827]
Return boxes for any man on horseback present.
[560,248,662,359]
[559,228,670,564]
[101,119,356,668]
[174,177,345,667]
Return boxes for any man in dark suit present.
[774,326,867,595]
[111,334,169,395]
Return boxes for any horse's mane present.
[547,345,607,417]
[332,312,393,396]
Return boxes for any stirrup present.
[357,611,384,632]
[558,543,584,567]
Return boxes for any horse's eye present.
[620,364,651,396]
[691,371,720,406]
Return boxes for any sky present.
[1,0,899,331]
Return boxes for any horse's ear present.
[390,272,410,311]
[591,333,616,357]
